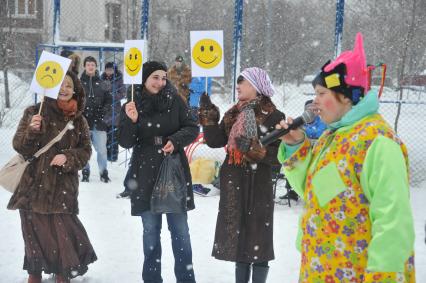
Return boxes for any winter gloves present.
[236,136,267,163]
[198,92,220,126]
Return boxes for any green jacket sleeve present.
[277,138,312,199]
[360,135,414,273]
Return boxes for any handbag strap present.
[32,121,74,159]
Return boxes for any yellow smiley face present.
[125,47,142,76]
[35,61,64,89]
[192,38,222,69]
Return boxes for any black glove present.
[198,92,219,126]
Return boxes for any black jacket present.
[81,71,112,131]
[101,70,126,126]
[118,81,199,215]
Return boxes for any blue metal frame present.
[232,0,244,103]
[141,0,150,40]
[334,0,345,58]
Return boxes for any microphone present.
[259,110,316,146]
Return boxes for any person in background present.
[68,53,81,76]
[8,71,97,283]
[199,67,285,283]
[189,76,212,120]
[59,50,80,76]
[280,99,327,202]
[80,56,112,183]
[101,61,126,162]
[277,33,415,282]
[168,55,192,103]
[118,61,198,283]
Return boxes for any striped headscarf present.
[240,67,275,97]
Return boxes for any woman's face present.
[144,70,167,94]
[236,78,257,102]
[58,75,74,101]
[313,85,352,124]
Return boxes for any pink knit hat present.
[240,67,275,97]
[323,32,368,92]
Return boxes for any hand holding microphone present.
[260,110,316,146]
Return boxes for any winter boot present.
[116,190,131,198]
[81,168,90,182]
[100,169,111,183]
[279,190,299,201]
[28,274,42,283]
[252,265,269,283]
[55,274,70,283]
[235,262,251,283]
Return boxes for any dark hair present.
[175,55,184,62]
[60,49,74,58]
[237,75,244,84]
[65,71,84,100]
[105,62,114,70]
[83,56,97,67]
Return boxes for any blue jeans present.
[141,211,196,283]
[84,128,108,173]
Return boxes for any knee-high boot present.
[252,265,269,283]
[235,262,251,283]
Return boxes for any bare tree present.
[0,0,16,109]
[394,0,419,132]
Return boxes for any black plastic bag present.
[151,154,187,214]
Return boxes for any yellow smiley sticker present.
[125,47,142,76]
[35,61,64,89]
[192,38,222,69]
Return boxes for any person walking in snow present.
[7,71,97,283]
[277,33,415,282]
[118,61,198,283]
[199,67,285,283]
[101,61,126,162]
[80,56,112,183]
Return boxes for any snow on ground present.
[0,83,425,282]
[0,155,425,283]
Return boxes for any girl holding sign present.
[199,67,285,283]
[118,61,199,283]
[8,71,97,283]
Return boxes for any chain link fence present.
[1,0,425,184]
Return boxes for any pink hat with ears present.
[323,32,368,93]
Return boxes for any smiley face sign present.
[124,47,142,76]
[190,31,224,77]
[123,40,145,84]
[30,51,71,99]
[35,61,64,89]
[192,39,223,69]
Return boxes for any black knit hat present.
[312,61,364,105]
[142,61,168,85]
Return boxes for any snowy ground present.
[0,138,426,282]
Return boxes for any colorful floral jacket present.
[278,91,415,283]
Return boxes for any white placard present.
[190,31,224,77]
[30,51,71,99]
[123,40,145,84]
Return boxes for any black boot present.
[81,169,90,182]
[279,190,299,201]
[252,265,269,283]
[116,190,131,198]
[235,262,251,283]
[100,169,110,183]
